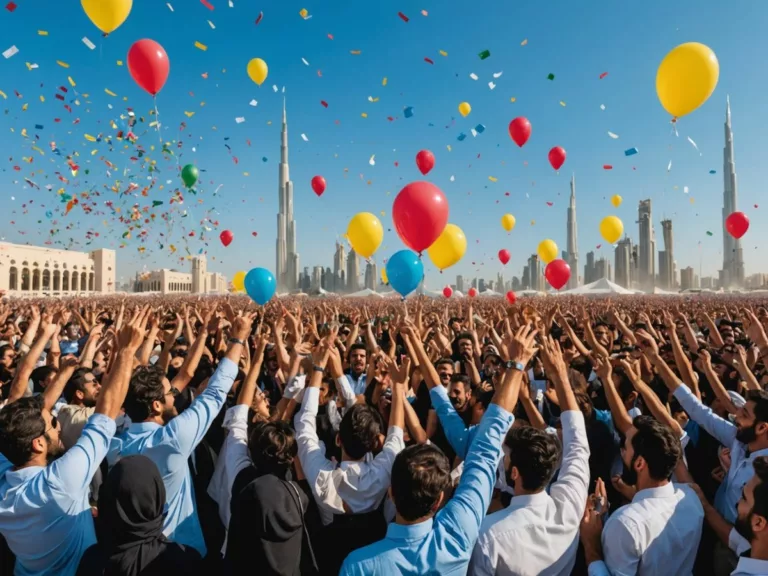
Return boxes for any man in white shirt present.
[471,335,591,576]
[581,415,704,576]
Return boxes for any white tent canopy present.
[559,277,635,296]
[347,288,384,298]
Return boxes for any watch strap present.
[228,337,245,346]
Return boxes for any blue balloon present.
[386,249,423,297]
[244,267,276,305]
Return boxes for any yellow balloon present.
[537,239,558,264]
[600,215,624,244]
[381,268,388,285]
[458,102,471,117]
[247,58,269,86]
[501,213,516,232]
[656,42,719,118]
[611,195,622,208]
[347,212,384,259]
[81,0,132,34]
[427,223,467,271]
[233,271,246,292]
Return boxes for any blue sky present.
[0,0,765,289]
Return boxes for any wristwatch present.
[312,365,325,372]
[505,360,525,372]
[228,337,245,346]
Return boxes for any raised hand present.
[503,323,539,365]
[232,311,257,341]
[118,305,150,352]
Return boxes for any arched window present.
[81,272,87,291]
[42,270,50,291]
[53,270,60,291]
[8,267,17,290]
[62,271,69,291]
[71,273,79,292]
[89,273,94,291]
[32,269,40,291]
[21,268,30,291]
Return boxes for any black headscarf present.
[97,455,200,576]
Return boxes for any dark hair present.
[746,390,768,424]
[391,444,450,521]
[450,374,471,391]
[124,365,167,422]
[435,358,454,370]
[0,345,13,360]
[472,387,494,410]
[569,356,593,381]
[751,457,768,521]
[630,415,681,481]
[338,403,384,460]
[573,390,595,424]
[504,425,560,492]
[30,365,57,394]
[0,396,46,466]
[63,368,94,403]
[348,343,367,358]
[248,421,297,475]
[456,332,474,344]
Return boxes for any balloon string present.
[154,96,162,145]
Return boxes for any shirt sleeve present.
[295,387,336,501]
[673,384,737,448]
[207,404,251,528]
[335,375,357,408]
[367,426,405,493]
[601,514,641,576]
[167,357,239,457]
[436,403,513,555]
[549,410,591,527]
[430,386,473,459]
[469,535,495,576]
[47,413,116,495]
[729,526,752,556]
[587,561,613,576]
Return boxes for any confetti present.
[249,99,258,106]
[684,186,689,194]
[116,60,123,66]
[194,41,208,51]
[82,37,96,50]
[350,50,361,55]
[478,49,491,60]
[184,111,195,117]
[299,8,308,18]
[667,160,672,172]
[166,2,173,11]
[200,0,214,10]
[207,20,216,29]
[367,96,379,102]
[38,30,48,35]
[624,147,638,156]
[687,136,701,155]
[301,57,309,66]
[450,175,455,181]
[403,106,414,118]
[235,117,245,123]
[382,77,388,86]
[56,60,69,68]
[457,133,466,141]
[320,100,328,108]
[439,50,448,57]
[600,104,606,110]
[599,72,608,79]
[369,155,375,166]
[424,57,434,65]
[493,71,503,78]
[559,101,566,107]
[706,231,713,236]
[361,112,368,118]
[603,165,613,170]
[3,45,18,59]
[104,89,117,96]
[489,82,496,90]
[255,11,263,25]
[469,73,478,80]
[398,11,409,22]
[474,124,486,134]
[300,133,308,141]
[488,176,498,182]
[607,131,619,139]
[547,73,555,80]
[521,38,528,46]
[6,1,16,11]
[510,97,516,103]
[709,169,716,174]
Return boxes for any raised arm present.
[171,310,215,392]
[7,316,58,405]
[592,355,633,436]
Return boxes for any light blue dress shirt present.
[0,413,116,576]
[430,385,479,459]
[345,371,367,396]
[339,402,513,575]
[107,357,239,556]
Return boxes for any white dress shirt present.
[295,386,404,525]
[727,527,768,576]
[588,482,704,576]
[471,410,591,576]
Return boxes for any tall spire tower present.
[722,95,744,287]
[276,98,299,291]
[563,174,579,288]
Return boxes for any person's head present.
[0,396,64,467]
[732,390,768,446]
[248,421,297,476]
[99,455,165,547]
[64,368,100,407]
[30,365,57,394]
[390,444,451,522]
[435,358,454,386]
[614,369,639,409]
[456,333,474,357]
[503,424,560,494]
[251,386,270,420]
[348,343,367,376]
[318,377,334,406]
[337,403,384,460]
[448,375,471,412]
[735,456,768,544]
[265,346,279,374]
[64,322,80,340]
[482,353,502,381]
[0,345,15,369]
[592,322,612,348]
[469,387,494,426]
[449,317,463,333]
[124,365,177,424]
[621,415,681,486]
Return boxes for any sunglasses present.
[44,415,58,434]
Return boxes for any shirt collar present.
[128,421,162,433]
[386,518,433,541]
[504,490,549,512]
[5,465,44,488]
[633,482,675,503]
[735,555,768,574]
[747,447,768,460]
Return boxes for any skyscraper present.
[364,261,378,290]
[347,249,360,291]
[333,241,346,292]
[614,237,633,289]
[456,275,465,293]
[661,219,674,289]
[638,199,655,290]
[276,99,299,291]
[722,96,745,287]
[563,174,579,289]
[527,254,543,291]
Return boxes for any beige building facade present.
[133,255,228,295]
[0,242,116,296]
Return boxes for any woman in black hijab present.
[87,455,201,576]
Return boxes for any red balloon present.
[415,150,435,175]
[220,230,233,247]
[498,249,511,265]
[392,181,449,253]
[548,146,566,171]
[509,117,531,148]
[468,287,478,298]
[127,39,170,96]
[505,291,517,305]
[725,211,750,239]
[311,176,326,197]
[443,286,453,298]
[545,259,571,290]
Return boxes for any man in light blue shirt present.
[107,313,254,557]
[0,308,149,576]
[340,323,538,575]
[344,343,368,396]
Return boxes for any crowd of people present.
[0,292,768,575]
